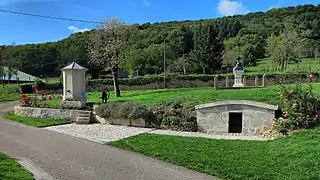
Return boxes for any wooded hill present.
[1,4,320,78]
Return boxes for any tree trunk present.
[112,68,121,97]
[202,66,206,74]
[183,66,186,75]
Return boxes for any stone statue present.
[233,57,244,87]
[234,57,244,71]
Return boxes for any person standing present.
[101,88,109,103]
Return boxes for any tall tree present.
[267,24,302,71]
[193,24,225,74]
[88,18,137,97]
[1,43,20,82]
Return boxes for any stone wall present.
[14,106,88,122]
[195,100,278,136]
[87,79,215,92]
[45,74,318,92]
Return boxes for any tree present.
[88,18,137,97]
[168,55,193,75]
[242,45,257,66]
[167,25,194,58]
[193,24,225,74]
[267,24,302,71]
[0,43,20,83]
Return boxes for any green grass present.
[0,84,20,102]
[44,84,320,109]
[108,127,320,180]
[0,152,34,180]
[90,86,283,107]
[4,113,71,128]
[246,57,320,74]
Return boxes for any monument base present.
[61,100,86,109]
[233,84,244,88]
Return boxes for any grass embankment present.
[0,152,34,180]
[0,84,19,102]
[108,127,320,180]
[4,113,71,128]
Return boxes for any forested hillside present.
[1,4,320,78]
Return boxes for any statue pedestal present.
[233,69,244,87]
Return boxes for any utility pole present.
[164,39,167,88]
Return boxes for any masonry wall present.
[196,105,275,136]
[13,106,88,122]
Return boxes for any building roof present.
[61,62,88,71]
[1,67,39,82]
[195,100,278,111]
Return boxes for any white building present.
[0,67,38,82]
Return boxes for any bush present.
[152,101,198,132]
[275,83,320,133]
[35,79,62,91]
[95,102,154,124]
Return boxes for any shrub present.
[95,102,154,123]
[35,79,62,91]
[152,101,198,132]
[275,83,320,133]
[20,94,31,105]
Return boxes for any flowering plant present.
[20,94,32,105]
[275,83,320,133]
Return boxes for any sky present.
[0,0,318,45]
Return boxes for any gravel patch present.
[148,130,268,141]
[44,123,154,143]
[45,123,267,143]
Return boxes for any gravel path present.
[44,124,267,143]
[44,124,155,143]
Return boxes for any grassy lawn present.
[43,84,320,109]
[0,84,20,102]
[44,87,282,108]
[108,127,320,180]
[0,152,34,180]
[4,113,71,128]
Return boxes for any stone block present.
[111,118,121,125]
[13,106,73,120]
[120,119,131,126]
[131,119,146,127]
[61,100,86,109]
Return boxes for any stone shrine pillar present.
[214,75,218,89]
[233,58,245,88]
[262,74,266,87]
[61,62,88,108]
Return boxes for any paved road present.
[0,101,217,180]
